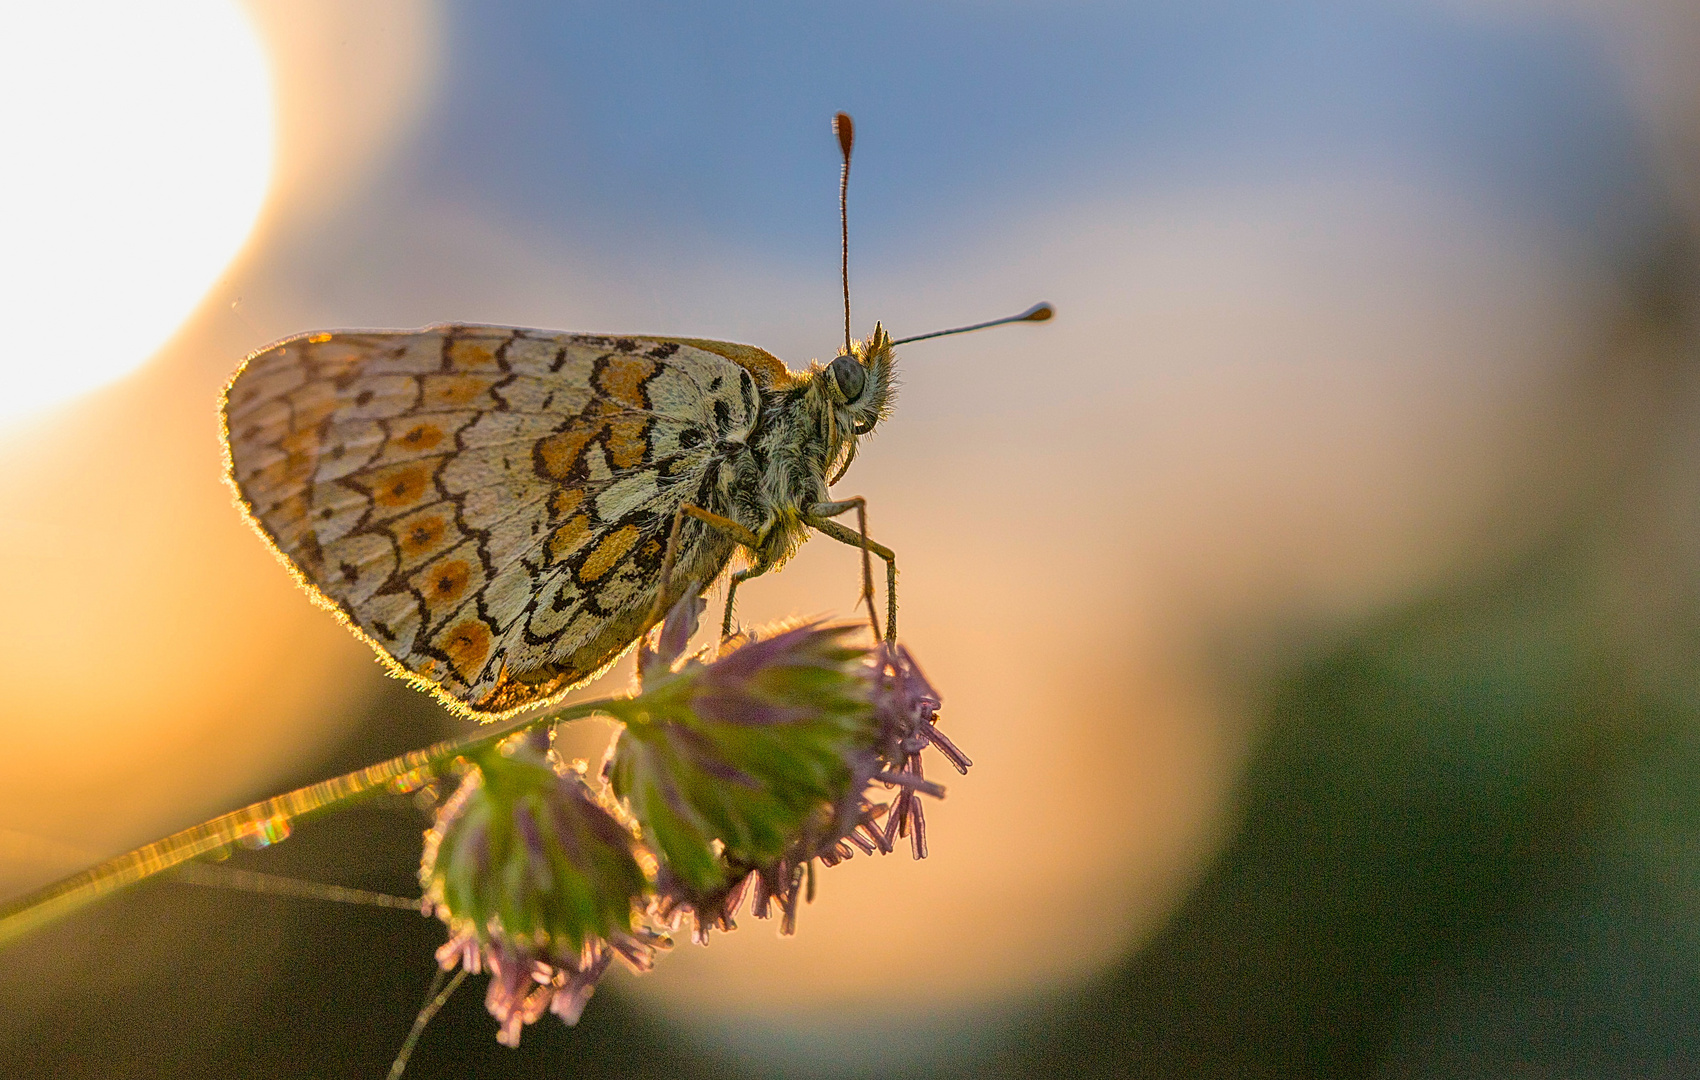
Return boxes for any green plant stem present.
[389,966,467,1080]
[0,697,620,948]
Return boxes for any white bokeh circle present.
[0,1,273,424]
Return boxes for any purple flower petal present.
[644,591,706,682]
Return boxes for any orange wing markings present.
[578,524,642,583]
[547,513,593,564]
[222,325,792,719]
[594,354,658,407]
[444,336,504,373]
[665,336,795,389]
[409,541,486,630]
[434,618,494,682]
[384,505,463,572]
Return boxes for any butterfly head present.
[815,323,895,486]
[826,323,895,436]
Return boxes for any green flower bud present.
[421,736,664,1044]
[607,621,874,929]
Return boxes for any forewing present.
[222,324,768,718]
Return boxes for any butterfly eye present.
[829,354,866,402]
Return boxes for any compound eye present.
[829,354,866,402]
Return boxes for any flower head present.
[606,593,973,938]
[608,602,879,937]
[420,733,665,1045]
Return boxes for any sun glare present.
[0,2,273,426]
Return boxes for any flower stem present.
[168,862,421,910]
[0,697,620,948]
[389,965,467,1080]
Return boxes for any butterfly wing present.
[222,324,779,718]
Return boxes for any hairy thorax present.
[719,376,847,573]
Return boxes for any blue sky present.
[404,2,1662,265]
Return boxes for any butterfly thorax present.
[720,327,895,573]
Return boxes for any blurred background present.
[2,0,1699,1075]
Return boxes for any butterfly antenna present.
[889,301,1055,347]
[834,111,854,357]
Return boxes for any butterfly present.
[219,114,1050,720]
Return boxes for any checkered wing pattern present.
[222,324,772,717]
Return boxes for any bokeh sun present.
[0,1,272,425]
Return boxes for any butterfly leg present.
[722,562,775,640]
[676,506,769,639]
[649,503,761,631]
[806,498,897,642]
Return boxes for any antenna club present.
[833,112,854,160]
[887,302,1058,348]
[834,111,854,357]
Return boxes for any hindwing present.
[221,324,780,718]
